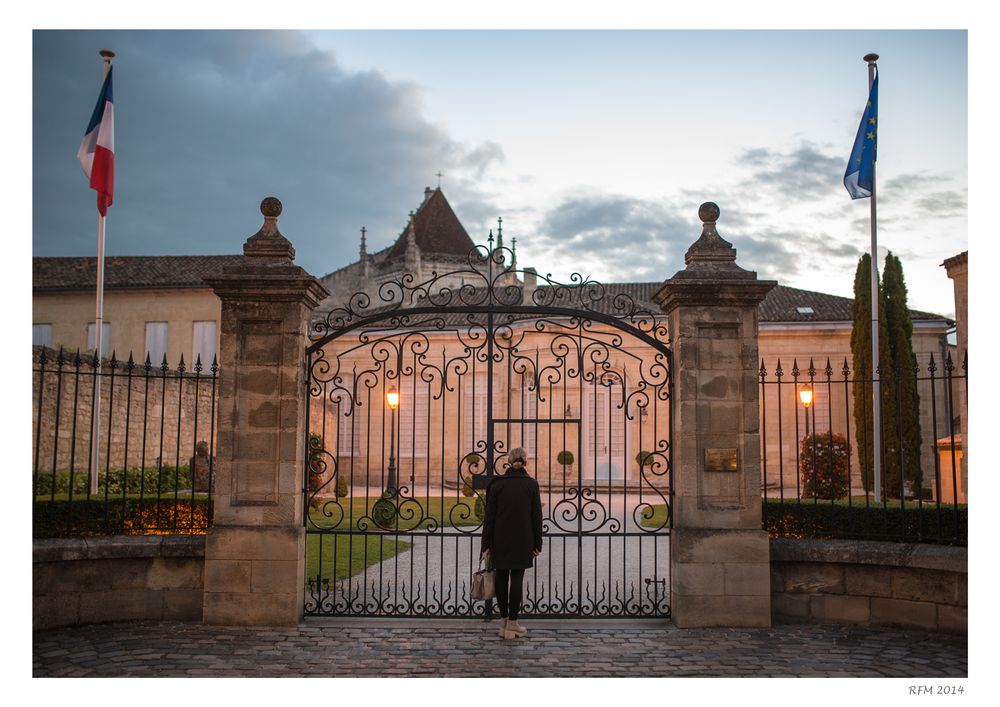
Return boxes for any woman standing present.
[480,447,543,640]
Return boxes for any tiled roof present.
[756,283,946,323]
[33,255,244,292]
[385,189,475,259]
[33,254,951,325]
[592,282,946,323]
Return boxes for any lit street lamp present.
[385,386,399,496]
[799,386,814,440]
[799,386,814,495]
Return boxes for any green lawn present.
[638,504,670,528]
[306,533,412,582]
[305,494,481,580]
[307,494,482,531]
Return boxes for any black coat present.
[480,466,543,570]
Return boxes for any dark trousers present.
[494,568,526,621]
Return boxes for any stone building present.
[32,188,959,498]
[942,250,968,503]
[315,187,532,317]
[32,255,238,366]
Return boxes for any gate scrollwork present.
[304,241,672,618]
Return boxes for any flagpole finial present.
[99,49,116,60]
[863,53,879,64]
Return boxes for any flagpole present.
[864,52,883,502]
[90,48,114,497]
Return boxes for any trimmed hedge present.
[33,498,212,538]
[33,465,194,497]
[763,500,967,547]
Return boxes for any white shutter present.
[87,322,112,353]
[462,374,487,460]
[33,324,53,348]
[192,320,217,366]
[144,322,168,363]
[337,375,355,458]
[398,377,429,458]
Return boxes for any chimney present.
[523,267,537,288]
[522,266,538,300]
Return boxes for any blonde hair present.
[509,447,528,467]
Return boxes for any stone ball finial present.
[244,196,295,261]
[699,202,720,224]
[261,197,282,218]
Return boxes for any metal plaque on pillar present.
[704,447,738,473]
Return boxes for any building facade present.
[33,189,958,498]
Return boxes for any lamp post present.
[799,386,813,496]
[386,386,399,496]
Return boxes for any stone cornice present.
[655,277,777,313]
[205,197,330,309]
[206,265,329,309]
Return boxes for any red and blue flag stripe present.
[77,65,115,215]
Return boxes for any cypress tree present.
[882,252,923,496]
[850,254,890,492]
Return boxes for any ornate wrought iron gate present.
[304,242,672,617]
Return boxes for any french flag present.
[77,66,114,216]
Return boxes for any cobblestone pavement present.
[33,619,967,678]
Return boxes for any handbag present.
[471,549,496,601]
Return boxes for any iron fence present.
[32,346,218,537]
[304,240,673,618]
[759,351,967,545]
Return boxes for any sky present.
[31,27,969,317]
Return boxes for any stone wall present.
[33,535,205,630]
[32,347,218,475]
[770,538,967,633]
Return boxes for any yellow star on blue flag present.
[844,72,879,199]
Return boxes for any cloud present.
[882,172,941,192]
[458,141,506,179]
[520,192,862,286]
[733,142,843,200]
[32,30,502,277]
[519,194,696,281]
[913,190,967,218]
[511,139,872,288]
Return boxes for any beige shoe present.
[507,620,527,637]
[497,618,508,638]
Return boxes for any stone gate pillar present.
[654,202,776,628]
[202,197,328,625]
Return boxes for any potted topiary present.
[336,474,349,498]
[557,450,574,477]
[372,492,397,530]
[799,431,850,500]
[307,433,324,508]
[635,450,654,469]
[461,454,482,497]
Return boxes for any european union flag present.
[844,73,878,199]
